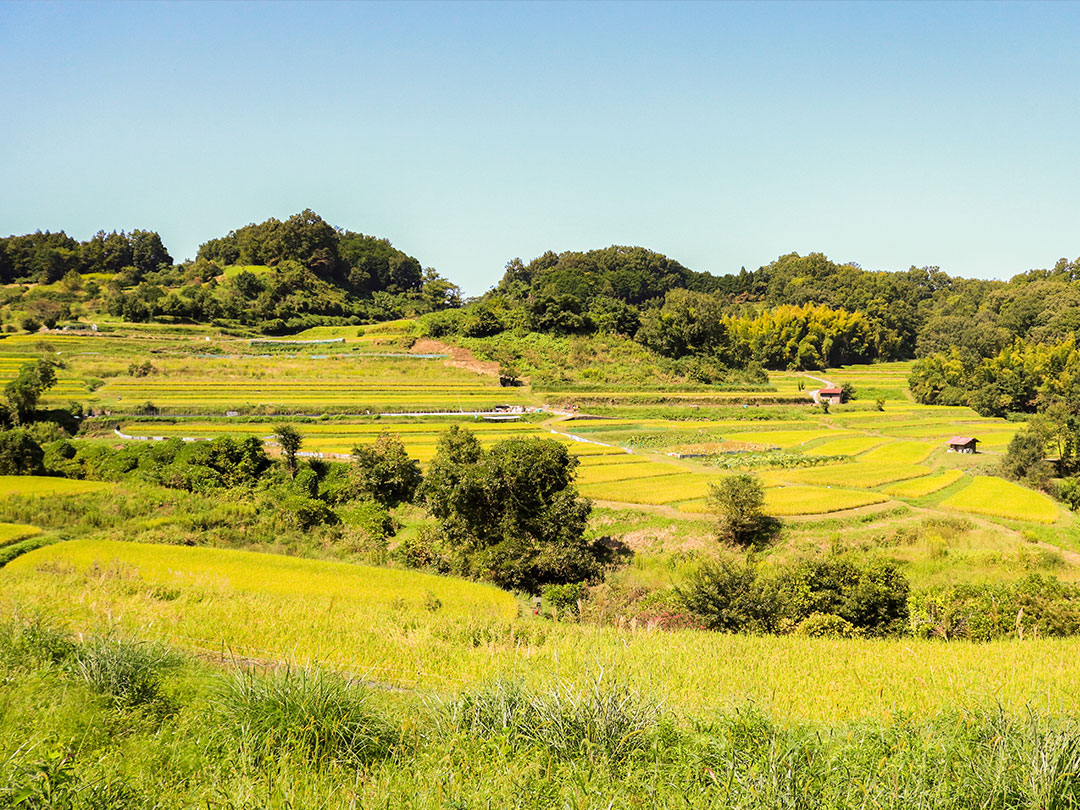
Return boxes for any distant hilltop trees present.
[0,228,172,285]
[195,209,437,299]
[3,213,1080,374]
[0,210,461,332]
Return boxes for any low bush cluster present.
[911,574,1080,640]
[677,554,910,637]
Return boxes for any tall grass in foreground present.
[69,636,181,710]
[12,538,1080,724]
[217,667,399,767]
[7,614,1080,808]
[441,674,667,763]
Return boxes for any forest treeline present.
[4,212,1080,373]
[1,210,461,333]
[417,248,1080,376]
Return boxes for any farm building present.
[946,436,979,454]
[818,387,843,404]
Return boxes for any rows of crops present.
[3,334,1068,528]
[111,388,1066,525]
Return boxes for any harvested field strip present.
[940,476,1060,524]
[771,461,932,488]
[883,470,965,498]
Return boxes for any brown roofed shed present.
[946,436,979,454]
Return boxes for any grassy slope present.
[5,539,1080,723]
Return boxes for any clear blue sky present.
[3,0,1079,295]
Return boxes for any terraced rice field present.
[859,441,938,464]
[575,453,655,467]
[15,340,1053,525]
[96,377,530,411]
[1,540,518,688]
[0,477,109,497]
[0,523,41,546]
[678,485,888,516]
[0,355,90,401]
[821,362,915,400]
[768,461,932,488]
[554,390,811,404]
[13,539,1080,720]
[940,476,1061,524]
[575,460,685,485]
[805,436,886,456]
[579,472,722,505]
[721,429,848,448]
[119,419,629,462]
[883,469,965,498]
[762,485,889,515]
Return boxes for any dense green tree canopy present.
[5,359,57,424]
[195,209,437,299]
[420,427,610,593]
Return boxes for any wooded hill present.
[3,211,1079,374]
[0,210,461,334]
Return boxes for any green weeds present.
[443,675,667,763]
[216,667,399,767]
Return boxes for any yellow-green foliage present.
[774,462,931,488]
[859,441,937,464]
[762,485,887,516]
[220,264,274,278]
[884,470,965,498]
[941,476,1060,524]
[579,473,721,505]
[0,523,41,545]
[575,461,685,485]
[0,477,109,498]
[10,540,1080,721]
[805,436,885,456]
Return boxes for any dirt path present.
[410,339,500,378]
[801,373,835,403]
